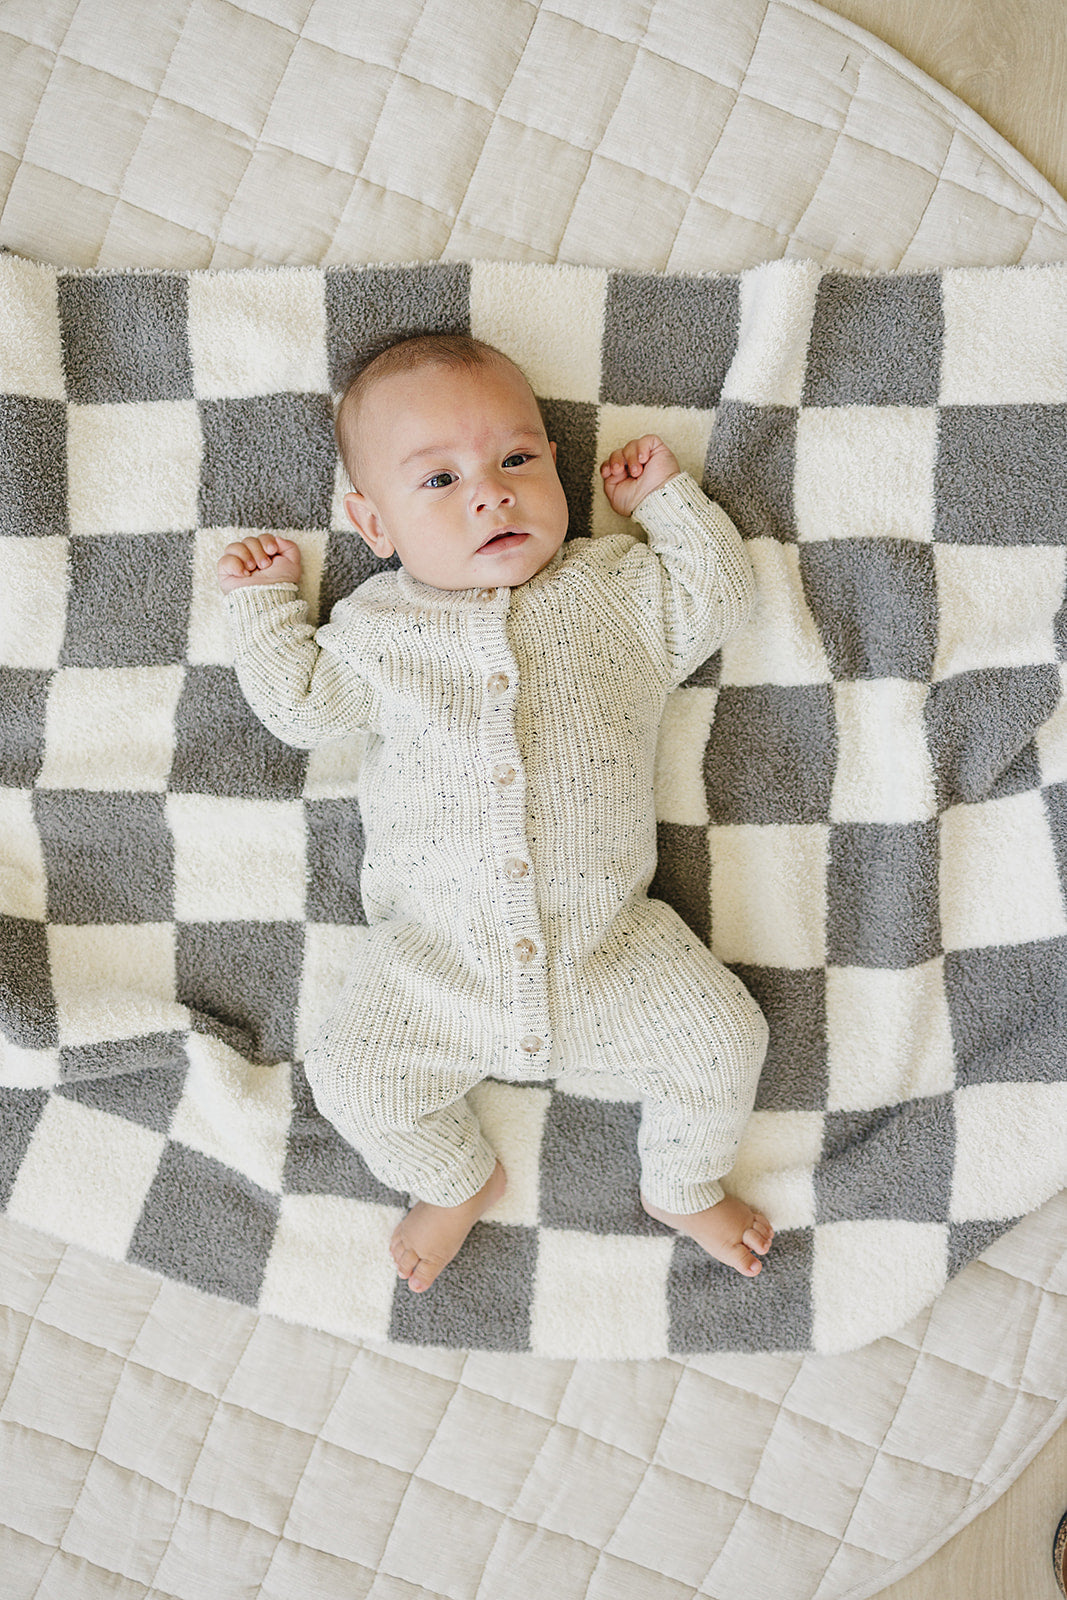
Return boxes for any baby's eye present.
[424,471,456,489]
[502,452,533,469]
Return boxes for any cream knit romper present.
[226,473,768,1214]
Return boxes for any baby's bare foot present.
[391,1161,506,1293]
[642,1193,774,1277]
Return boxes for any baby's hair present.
[335,331,518,488]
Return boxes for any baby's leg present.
[641,1193,773,1277]
[391,1161,507,1293]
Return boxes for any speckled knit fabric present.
[225,472,768,1210]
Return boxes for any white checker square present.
[187,267,329,399]
[830,679,936,824]
[0,1042,61,1089]
[529,1230,673,1359]
[593,403,716,539]
[301,732,367,800]
[826,960,955,1112]
[721,258,823,408]
[47,922,183,1048]
[653,686,718,825]
[7,1094,165,1257]
[168,794,306,921]
[939,792,1067,952]
[933,545,1064,679]
[950,1082,1067,1222]
[718,539,832,687]
[66,400,202,535]
[941,265,1067,403]
[0,255,65,398]
[295,923,367,1059]
[188,528,327,664]
[709,823,829,968]
[794,405,937,543]
[811,1220,948,1355]
[38,666,184,792]
[0,786,47,920]
[469,262,606,402]
[0,537,68,668]
[168,1034,291,1193]
[1036,665,1067,784]
[467,1080,550,1228]
[727,1109,823,1229]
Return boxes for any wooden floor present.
[811,8,1067,1599]
[817,0,1067,200]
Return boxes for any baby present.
[219,333,773,1293]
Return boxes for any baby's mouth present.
[477,528,527,554]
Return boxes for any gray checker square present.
[802,273,943,406]
[827,821,941,969]
[324,263,471,390]
[1046,781,1067,888]
[924,666,1061,809]
[667,1226,813,1352]
[0,1088,50,1208]
[704,684,836,825]
[651,821,712,946]
[305,800,366,925]
[58,273,193,404]
[945,937,1067,1086]
[704,402,797,543]
[948,1218,1016,1278]
[57,1041,189,1134]
[35,791,174,925]
[283,1065,403,1202]
[815,1096,955,1223]
[799,539,937,681]
[169,666,308,799]
[128,1141,279,1306]
[541,397,598,540]
[0,396,68,537]
[936,405,1067,545]
[198,394,336,529]
[176,920,303,1064]
[733,965,828,1111]
[62,533,192,667]
[320,529,398,618]
[2,669,49,786]
[0,917,57,1049]
[601,271,740,408]
[539,1094,661,1235]
[389,1222,537,1351]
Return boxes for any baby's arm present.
[218,535,301,593]
[600,435,680,517]
[598,434,755,679]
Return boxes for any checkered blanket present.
[2,252,1066,1357]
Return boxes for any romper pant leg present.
[303,939,500,1207]
[631,952,768,1213]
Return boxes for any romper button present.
[520,1034,544,1054]
[503,857,529,880]
[486,672,510,695]
[477,587,497,601]
[514,938,536,964]
[492,763,516,787]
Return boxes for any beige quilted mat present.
[1,1,1066,1597]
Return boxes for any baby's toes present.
[743,1215,775,1256]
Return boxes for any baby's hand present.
[217,535,301,593]
[600,435,680,517]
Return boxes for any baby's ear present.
[344,491,394,560]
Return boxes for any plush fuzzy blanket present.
[1,251,1065,1357]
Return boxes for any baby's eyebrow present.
[399,428,543,470]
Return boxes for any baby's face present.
[343,357,570,591]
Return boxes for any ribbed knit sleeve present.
[225,583,379,748]
[630,471,755,683]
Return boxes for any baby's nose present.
[474,474,515,511]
